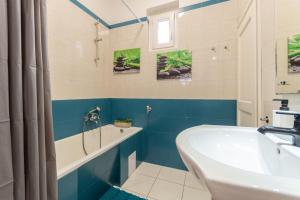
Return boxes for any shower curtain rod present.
[121,0,142,24]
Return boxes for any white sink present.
[176,125,300,200]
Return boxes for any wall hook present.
[224,45,229,50]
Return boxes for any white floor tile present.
[122,173,155,196]
[123,163,212,200]
[135,162,162,178]
[185,172,205,190]
[158,166,186,185]
[148,179,183,200]
[182,186,212,200]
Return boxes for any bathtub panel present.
[77,146,120,191]
[93,146,120,186]
[58,146,120,200]
[78,179,109,200]
[58,170,78,200]
[78,160,97,191]
[119,133,143,185]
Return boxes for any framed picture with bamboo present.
[157,50,192,80]
[113,48,141,74]
[288,34,300,73]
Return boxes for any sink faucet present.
[257,111,300,147]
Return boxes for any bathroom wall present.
[47,1,115,200]
[104,0,238,170]
[106,0,238,99]
[48,0,113,139]
[260,0,278,123]
[48,0,238,138]
[48,0,109,100]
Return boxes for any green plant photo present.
[288,34,300,73]
[113,48,141,74]
[157,50,192,80]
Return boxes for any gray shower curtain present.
[0,0,57,200]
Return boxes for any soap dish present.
[114,119,132,128]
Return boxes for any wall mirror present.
[275,0,300,94]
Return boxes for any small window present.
[150,12,176,50]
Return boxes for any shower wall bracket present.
[94,21,102,66]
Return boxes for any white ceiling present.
[78,0,206,25]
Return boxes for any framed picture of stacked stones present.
[113,48,140,74]
[157,50,192,80]
[288,34,300,73]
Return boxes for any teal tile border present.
[109,17,148,29]
[53,98,237,142]
[69,0,111,29]
[70,0,230,29]
[178,0,229,13]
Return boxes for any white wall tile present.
[48,0,109,100]
[105,2,238,99]
[49,1,238,100]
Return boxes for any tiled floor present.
[121,162,212,200]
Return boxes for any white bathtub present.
[55,124,142,179]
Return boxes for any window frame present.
[149,12,176,50]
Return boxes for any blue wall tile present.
[52,98,112,140]
[53,98,236,169]
[110,98,237,170]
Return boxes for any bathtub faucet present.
[85,106,101,123]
